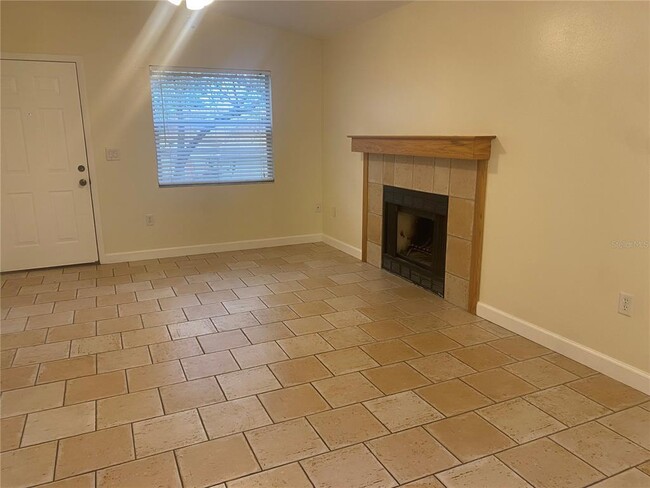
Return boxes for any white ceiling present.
[211,1,408,38]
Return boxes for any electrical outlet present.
[105,148,121,161]
[618,292,633,317]
[315,203,322,213]
[145,214,154,226]
[331,206,337,218]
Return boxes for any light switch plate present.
[105,148,121,161]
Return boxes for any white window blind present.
[149,67,274,185]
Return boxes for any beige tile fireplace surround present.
[350,136,496,313]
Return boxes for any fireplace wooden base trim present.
[468,160,488,314]
[361,153,369,262]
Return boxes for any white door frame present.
[1,52,106,265]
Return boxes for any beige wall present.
[322,2,650,372]
[1,1,323,256]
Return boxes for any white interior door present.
[1,59,98,272]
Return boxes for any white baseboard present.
[321,234,362,259]
[101,233,323,264]
[476,302,650,394]
[102,233,363,264]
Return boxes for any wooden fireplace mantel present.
[349,135,496,160]
[352,135,497,314]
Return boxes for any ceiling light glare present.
[186,0,209,10]
[168,0,214,9]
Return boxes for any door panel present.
[1,108,30,173]
[41,109,71,172]
[34,76,61,94]
[1,59,98,271]
[8,192,40,245]
[50,190,80,241]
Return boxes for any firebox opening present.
[382,185,448,296]
[397,211,435,269]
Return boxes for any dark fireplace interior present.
[382,186,448,296]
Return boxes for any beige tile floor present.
[1,242,649,488]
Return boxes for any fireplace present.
[382,185,448,296]
[350,135,496,312]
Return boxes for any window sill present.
[158,179,275,188]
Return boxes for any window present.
[149,67,274,185]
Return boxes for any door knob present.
[79,179,88,187]
[78,165,86,172]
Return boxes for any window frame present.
[149,65,275,187]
